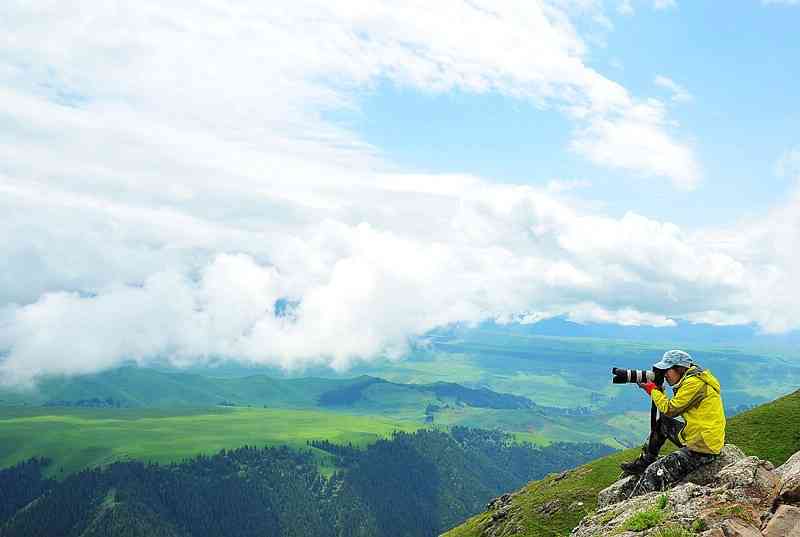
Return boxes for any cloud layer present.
[0,0,796,384]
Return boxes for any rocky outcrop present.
[572,445,800,537]
[596,445,747,510]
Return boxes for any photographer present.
[620,350,726,496]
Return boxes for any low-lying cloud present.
[0,0,796,385]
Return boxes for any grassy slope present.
[0,406,419,477]
[444,389,800,537]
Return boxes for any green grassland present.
[443,389,800,537]
[0,406,419,477]
[431,407,650,448]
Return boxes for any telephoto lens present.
[611,367,656,384]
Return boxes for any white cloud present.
[4,171,794,385]
[762,0,800,5]
[567,303,677,327]
[570,100,701,189]
[697,184,800,334]
[654,75,694,103]
[546,179,593,193]
[618,0,677,15]
[0,0,793,385]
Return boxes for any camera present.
[611,367,665,385]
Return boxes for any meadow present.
[0,406,419,477]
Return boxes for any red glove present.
[642,382,657,395]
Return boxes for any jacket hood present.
[680,365,721,393]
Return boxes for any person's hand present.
[638,381,657,395]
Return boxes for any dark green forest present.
[0,428,612,537]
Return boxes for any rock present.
[778,450,800,502]
[716,456,780,498]
[762,504,800,537]
[486,493,512,511]
[684,445,747,486]
[535,499,561,516]
[572,445,794,537]
[781,473,800,503]
[718,518,762,537]
[490,506,509,521]
[597,475,637,509]
[777,450,800,478]
[596,445,746,510]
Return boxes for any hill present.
[443,388,800,537]
[0,366,535,414]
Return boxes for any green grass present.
[431,406,641,449]
[622,505,666,531]
[443,389,800,537]
[0,406,419,477]
[654,526,694,537]
[724,389,800,465]
[714,504,755,524]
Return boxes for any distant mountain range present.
[439,317,800,350]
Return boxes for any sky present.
[1,0,799,385]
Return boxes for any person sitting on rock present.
[620,350,726,496]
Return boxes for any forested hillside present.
[0,428,612,537]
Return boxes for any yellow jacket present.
[650,366,726,454]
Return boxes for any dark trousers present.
[646,414,685,457]
[633,414,717,496]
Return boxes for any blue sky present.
[1,1,799,382]
[333,1,799,226]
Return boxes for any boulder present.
[717,518,762,537]
[781,473,800,503]
[762,504,800,537]
[684,445,747,486]
[778,450,800,502]
[777,450,800,478]
[716,456,780,498]
[486,493,512,511]
[596,445,746,509]
[572,445,794,537]
[534,499,561,517]
[596,475,637,509]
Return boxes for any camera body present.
[611,367,665,385]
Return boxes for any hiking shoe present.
[619,453,656,475]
